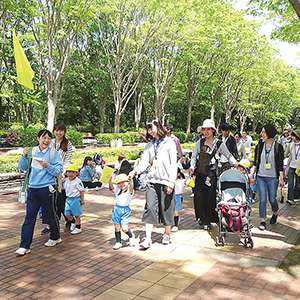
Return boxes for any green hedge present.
[173,132,194,143]
[95,132,140,144]
[0,126,83,147]
[95,131,194,144]
[67,129,83,146]
[0,146,143,173]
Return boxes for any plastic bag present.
[186,177,195,189]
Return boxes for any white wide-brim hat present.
[201,119,216,131]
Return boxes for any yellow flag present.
[13,30,34,90]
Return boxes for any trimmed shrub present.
[95,132,140,144]
[67,129,83,146]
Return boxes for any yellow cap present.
[239,159,251,169]
[113,173,129,184]
[66,165,78,172]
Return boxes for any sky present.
[234,0,300,68]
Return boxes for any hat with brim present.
[113,173,129,185]
[292,129,300,140]
[201,119,217,131]
[239,159,251,169]
[66,165,78,172]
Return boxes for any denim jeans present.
[256,176,279,219]
[20,187,60,249]
[287,168,300,200]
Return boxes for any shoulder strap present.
[22,148,33,192]
[200,138,205,149]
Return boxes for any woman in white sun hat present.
[190,119,237,230]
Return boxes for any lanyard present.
[153,138,164,159]
[295,143,300,160]
[264,141,274,164]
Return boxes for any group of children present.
[62,152,188,249]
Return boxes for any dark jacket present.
[219,134,238,159]
[254,140,284,178]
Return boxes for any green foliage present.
[14,127,41,147]
[172,132,193,143]
[95,132,140,144]
[67,129,83,146]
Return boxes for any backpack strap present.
[22,147,33,192]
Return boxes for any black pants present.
[56,190,67,221]
[193,174,218,224]
[82,181,102,188]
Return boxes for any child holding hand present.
[111,174,135,250]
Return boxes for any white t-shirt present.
[175,178,185,195]
[114,186,132,207]
[64,177,85,197]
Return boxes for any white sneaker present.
[162,234,171,245]
[15,247,31,256]
[139,239,152,250]
[113,242,122,250]
[71,228,82,235]
[44,238,62,247]
[129,233,135,247]
[171,226,178,232]
[294,199,300,203]
[70,223,76,232]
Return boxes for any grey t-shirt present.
[258,143,277,177]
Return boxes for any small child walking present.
[172,168,185,232]
[64,165,85,234]
[111,173,135,250]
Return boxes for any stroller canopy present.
[219,169,248,189]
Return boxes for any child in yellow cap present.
[111,173,135,249]
[64,165,85,234]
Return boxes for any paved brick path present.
[0,187,299,300]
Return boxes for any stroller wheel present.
[216,236,225,247]
[243,237,254,249]
[247,238,254,249]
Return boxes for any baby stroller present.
[216,168,253,248]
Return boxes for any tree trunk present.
[114,110,121,133]
[134,93,143,130]
[47,92,57,131]
[240,115,247,133]
[155,96,164,121]
[210,102,215,121]
[289,0,300,19]
[225,110,232,123]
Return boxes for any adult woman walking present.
[190,119,237,230]
[252,124,284,230]
[129,119,177,249]
[41,122,74,234]
[16,129,63,256]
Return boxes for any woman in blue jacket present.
[16,129,63,256]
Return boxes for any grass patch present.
[0,146,144,173]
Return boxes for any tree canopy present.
[1,0,300,133]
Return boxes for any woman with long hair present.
[190,119,237,230]
[130,119,177,250]
[41,123,74,234]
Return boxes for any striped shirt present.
[52,139,74,167]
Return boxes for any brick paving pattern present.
[0,187,299,299]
